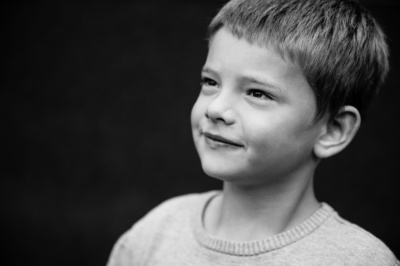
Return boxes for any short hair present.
[208,0,389,122]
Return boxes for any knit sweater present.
[107,191,399,266]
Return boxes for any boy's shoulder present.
[139,190,216,221]
[124,190,216,235]
[107,191,215,266]
[305,204,398,265]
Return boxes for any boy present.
[108,0,399,265]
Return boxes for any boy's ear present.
[314,106,361,159]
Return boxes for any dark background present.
[3,1,399,265]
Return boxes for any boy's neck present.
[204,175,319,241]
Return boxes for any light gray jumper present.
[107,191,399,266]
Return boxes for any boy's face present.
[191,28,326,186]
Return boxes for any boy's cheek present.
[191,97,207,126]
[190,104,200,128]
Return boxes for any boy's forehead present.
[208,27,298,66]
[206,28,303,82]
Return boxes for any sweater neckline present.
[193,191,334,256]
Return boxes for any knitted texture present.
[107,191,399,266]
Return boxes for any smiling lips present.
[203,132,244,148]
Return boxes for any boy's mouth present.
[203,132,244,147]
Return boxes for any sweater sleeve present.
[106,206,170,266]
[106,193,200,266]
[106,230,135,266]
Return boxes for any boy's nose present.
[205,91,236,125]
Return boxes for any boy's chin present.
[200,160,300,188]
[201,163,260,186]
[201,164,241,182]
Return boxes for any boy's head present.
[191,0,389,185]
[207,0,389,122]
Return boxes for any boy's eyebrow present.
[241,75,284,93]
[201,67,218,76]
[201,67,284,93]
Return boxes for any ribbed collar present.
[193,191,334,256]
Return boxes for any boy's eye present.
[201,77,218,87]
[248,89,273,100]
